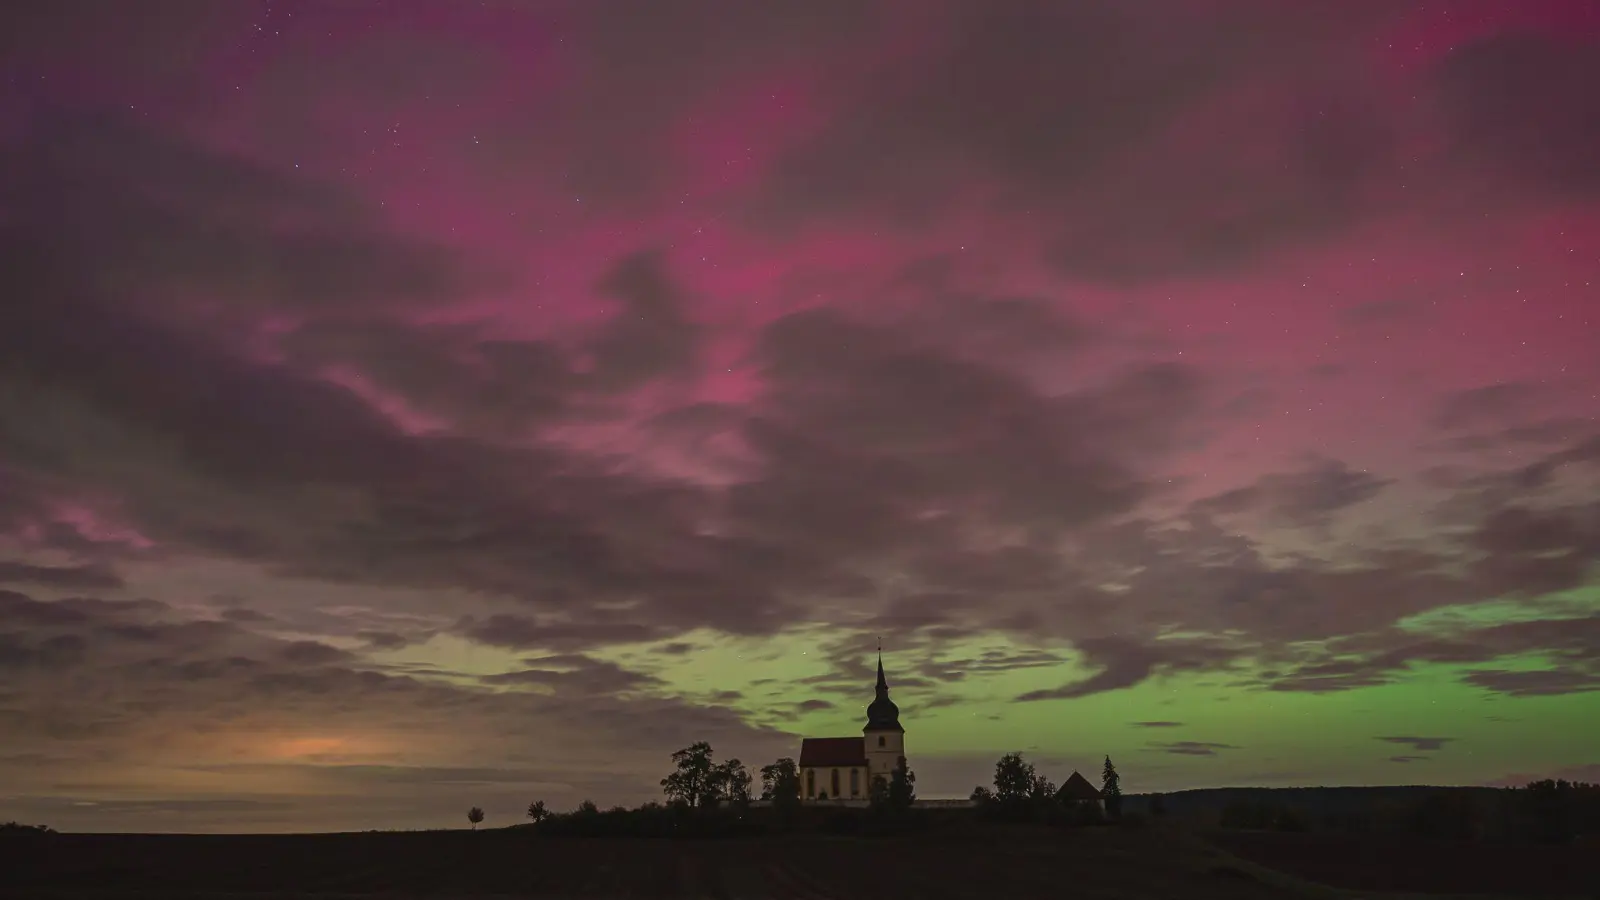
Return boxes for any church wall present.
[800,765,867,801]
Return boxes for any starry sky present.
[1,0,1598,833]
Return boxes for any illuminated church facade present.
[796,651,905,803]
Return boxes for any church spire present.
[864,638,903,733]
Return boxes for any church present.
[797,650,904,803]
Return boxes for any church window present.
[850,768,860,796]
[806,769,814,798]
[878,736,885,747]
[831,769,840,797]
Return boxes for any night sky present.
[1,0,1597,833]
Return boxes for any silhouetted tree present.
[576,799,599,815]
[870,774,891,807]
[1404,790,1479,840]
[993,753,1036,806]
[1518,779,1597,844]
[661,741,718,808]
[526,800,548,823]
[760,757,800,809]
[467,806,484,830]
[969,785,995,805]
[718,758,753,807]
[1101,756,1122,820]
[1029,773,1056,804]
[888,762,916,809]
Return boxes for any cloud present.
[585,250,703,392]
[1014,637,1243,701]
[476,654,664,696]
[1192,458,1391,527]
[1469,504,1600,598]
[1432,383,1552,431]
[1433,30,1600,194]
[741,1,1404,280]
[0,561,124,591]
[1151,741,1239,757]
[1132,721,1185,728]
[1378,736,1454,752]
[1265,613,1600,696]
[1461,668,1600,697]
[0,585,793,820]
[3,110,486,319]
[1388,755,1428,763]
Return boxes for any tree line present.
[465,741,920,836]
[964,752,1123,826]
[474,745,1118,836]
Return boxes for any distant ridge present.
[1124,785,1503,818]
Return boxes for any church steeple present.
[864,639,903,733]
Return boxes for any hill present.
[1123,785,1506,821]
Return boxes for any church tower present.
[862,645,905,787]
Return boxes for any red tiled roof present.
[1059,770,1103,801]
[799,737,867,767]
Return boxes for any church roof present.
[799,737,867,768]
[863,651,903,732]
[1059,770,1103,801]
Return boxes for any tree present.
[871,774,892,808]
[969,785,995,805]
[1519,778,1591,844]
[868,764,915,813]
[661,741,718,808]
[1029,774,1056,803]
[1101,755,1122,820]
[888,763,917,809]
[718,758,753,807]
[993,752,1036,805]
[467,806,484,830]
[526,800,548,823]
[760,757,801,808]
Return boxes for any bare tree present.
[526,799,548,823]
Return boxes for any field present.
[2,823,1594,899]
[1208,829,1599,898]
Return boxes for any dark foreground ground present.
[1,824,1594,899]
[1209,830,1598,898]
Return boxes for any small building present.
[1058,769,1104,811]
[797,651,905,803]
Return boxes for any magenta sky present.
[1,0,1597,832]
